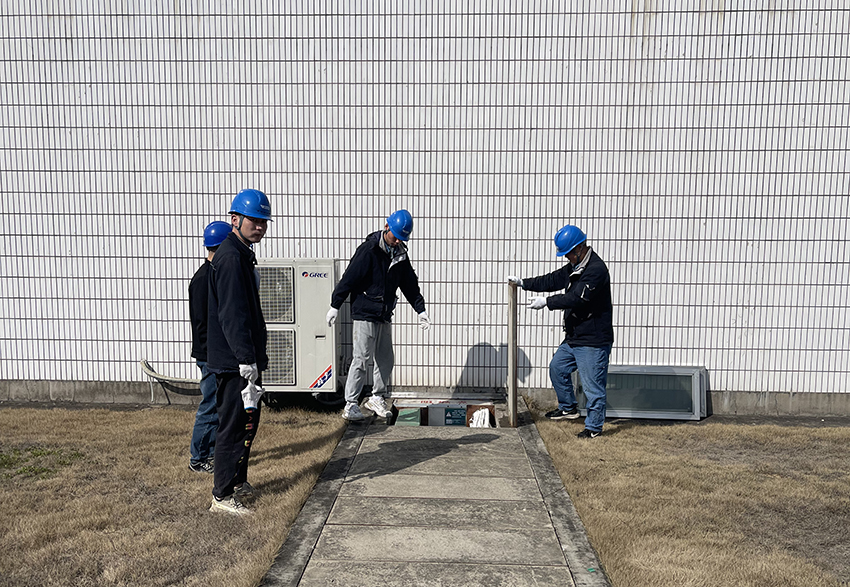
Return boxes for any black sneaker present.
[189,460,214,474]
[545,407,580,420]
[576,429,600,439]
[234,481,255,498]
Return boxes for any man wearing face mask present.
[326,210,431,421]
[206,188,271,515]
[508,225,614,438]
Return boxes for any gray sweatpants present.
[344,320,394,404]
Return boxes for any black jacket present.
[331,231,426,323]
[523,250,614,347]
[206,232,269,373]
[188,259,210,361]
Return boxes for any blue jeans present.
[549,343,612,432]
[190,360,218,464]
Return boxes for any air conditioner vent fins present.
[258,266,295,324]
[265,330,296,385]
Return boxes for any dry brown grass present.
[528,398,850,587]
[4,400,849,587]
[0,403,345,587]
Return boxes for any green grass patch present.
[0,445,86,480]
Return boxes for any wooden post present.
[507,282,518,427]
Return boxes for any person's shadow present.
[456,342,532,391]
[345,433,502,481]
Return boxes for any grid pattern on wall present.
[1,1,848,394]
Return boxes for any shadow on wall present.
[456,342,533,390]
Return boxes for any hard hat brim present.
[389,228,410,241]
[230,210,273,222]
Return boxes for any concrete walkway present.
[262,404,611,587]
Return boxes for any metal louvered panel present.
[258,267,295,324]
[0,2,847,406]
[577,366,707,421]
[265,329,296,386]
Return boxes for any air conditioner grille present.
[258,266,295,323]
[265,330,296,385]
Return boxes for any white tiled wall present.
[1,1,848,394]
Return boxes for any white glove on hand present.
[527,296,548,310]
[326,307,338,326]
[239,363,259,383]
[241,381,265,410]
[507,275,523,288]
[418,311,431,331]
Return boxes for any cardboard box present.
[466,404,496,427]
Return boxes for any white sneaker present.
[209,495,252,516]
[343,402,366,421]
[364,395,392,418]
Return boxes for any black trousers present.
[212,372,261,500]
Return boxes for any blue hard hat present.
[554,225,587,257]
[386,209,413,241]
[229,188,272,220]
[203,221,232,248]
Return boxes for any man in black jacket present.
[206,189,272,515]
[326,210,430,421]
[187,221,231,475]
[508,224,613,438]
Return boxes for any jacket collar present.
[369,230,409,268]
[226,231,257,263]
[570,246,593,278]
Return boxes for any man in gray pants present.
[326,210,431,421]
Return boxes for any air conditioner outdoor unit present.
[257,258,347,406]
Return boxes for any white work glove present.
[241,381,265,410]
[507,275,523,288]
[470,407,493,428]
[527,296,548,310]
[239,363,259,383]
[418,311,431,331]
[326,307,338,326]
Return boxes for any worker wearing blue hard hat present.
[203,221,232,249]
[228,188,272,245]
[187,220,232,476]
[385,209,414,242]
[508,224,614,439]
[206,188,272,516]
[554,224,587,257]
[326,209,430,421]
